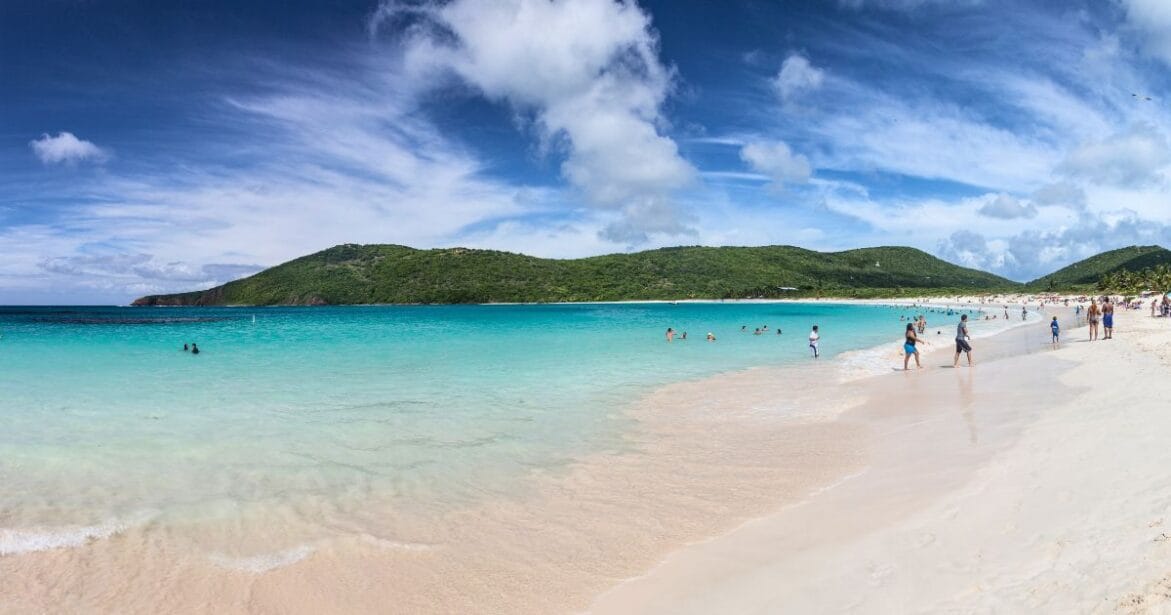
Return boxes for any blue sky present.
[4,0,1171,303]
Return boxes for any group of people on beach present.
[901,314,973,370]
[1084,298,1116,341]
[663,292,1168,372]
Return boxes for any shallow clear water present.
[0,302,973,552]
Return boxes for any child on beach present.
[809,325,820,359]
[1050,316,1060,347]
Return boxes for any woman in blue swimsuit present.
[903,323,923,370]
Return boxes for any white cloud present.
[773,54,824,104]
[373,0,696,243]
[739,140,812,188]
[976,194,1037,219]
[29,132,108,165]
[39,253,262,286]
[1119,0,1171,66]
[936,230,1012,272]
[1031,182,1087,211]
[1059,124,1171,186]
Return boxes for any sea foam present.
[0,510,156,556]
[209,545,316,573]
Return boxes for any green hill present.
[1026,245,1171,291]
[131,244,1020,306]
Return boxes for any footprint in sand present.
[867,562,896,586]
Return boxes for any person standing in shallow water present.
[808,325,820,359]
[903,323,924,370]
[953,314,973,367]
[665,328,675,343]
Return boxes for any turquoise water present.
[0,302,960,552]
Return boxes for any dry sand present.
[592,306,1171,614]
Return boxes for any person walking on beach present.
[1102,299,1115,339]
[1050,316,1060,347]
[953,314,973,367]
[1087,299,1100,341]
[808,325,820,359]
[903,323,924,370]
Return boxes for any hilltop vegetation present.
[1096,264,1171,294]
[132,244,1018,306]
[1027,245,1171,291]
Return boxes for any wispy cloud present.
[1,54,576,302]
[838,0,984,11]
[1058,123,1171,187]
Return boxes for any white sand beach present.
[5,300,1169,614]
[593,304,1171,613]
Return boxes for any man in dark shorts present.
[953,314,973,367]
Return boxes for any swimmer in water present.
[191,343,200,355]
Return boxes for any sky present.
[4,0,1171,304]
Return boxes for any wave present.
[209,545,316,573]
[0,510,156,556]
[358,534,436,552]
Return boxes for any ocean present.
[0,302,975,560]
